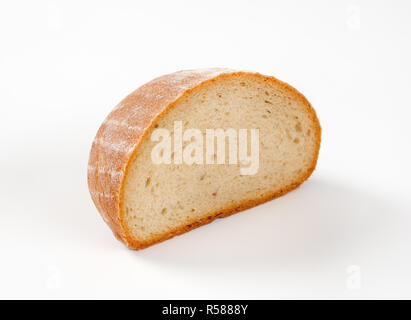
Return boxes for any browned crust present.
[87,69,321,249]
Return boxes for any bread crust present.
[87,69,321,249]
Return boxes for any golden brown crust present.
[87,69,321,249]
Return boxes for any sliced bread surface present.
[88,69,321,249]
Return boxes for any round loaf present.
[87,69,321,249]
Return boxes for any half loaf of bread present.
[88,69,321,249]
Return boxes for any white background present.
[1,0,410,299]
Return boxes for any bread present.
[87,68,321,249]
